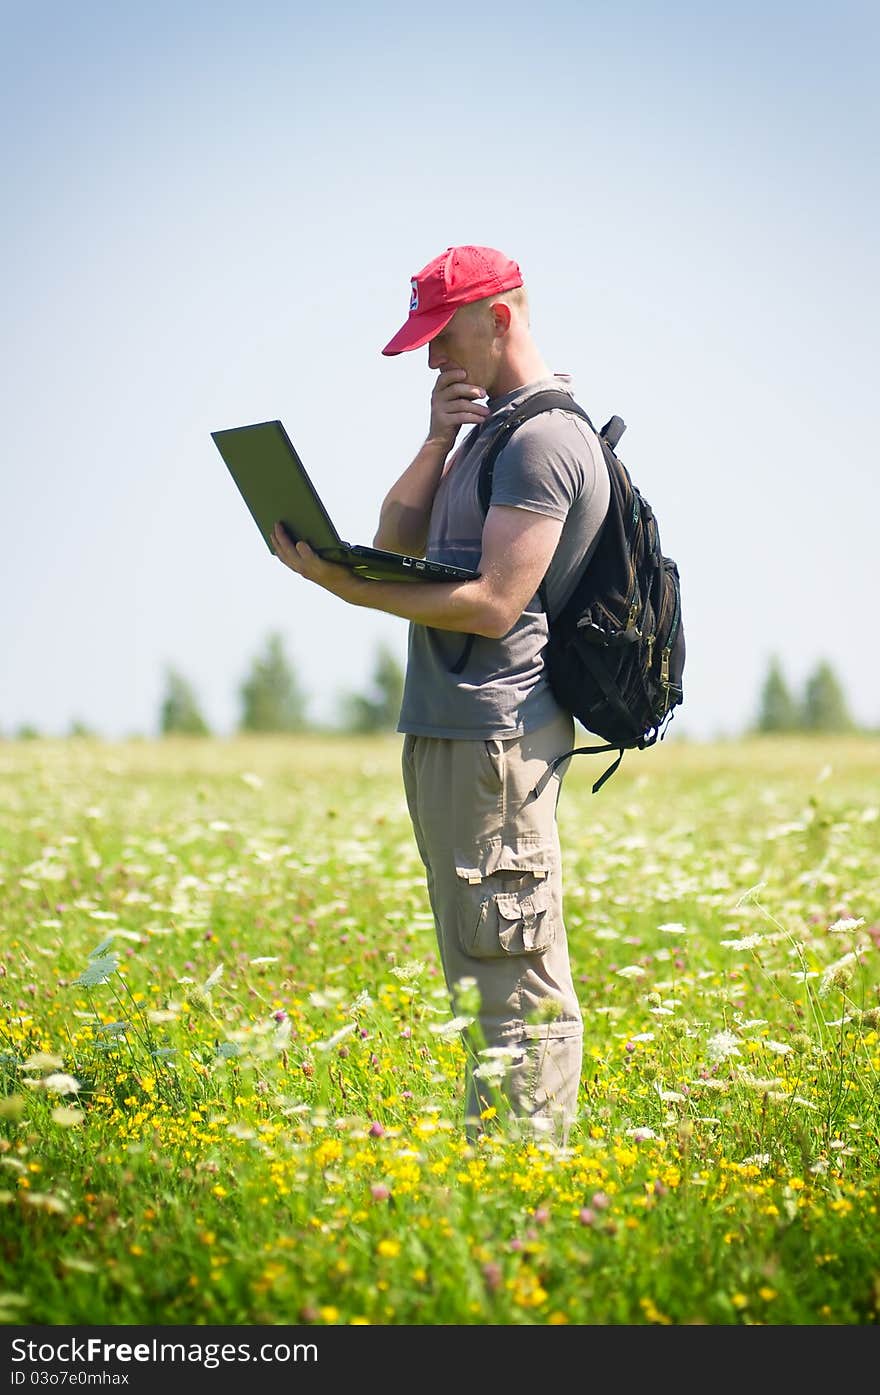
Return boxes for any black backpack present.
[470,388,685,793]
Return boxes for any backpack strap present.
[475,393,636,795]
[477,389,595,518]
[450,390,595,678]
[529,738,625,796]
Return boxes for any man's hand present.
[428,367,490,450]
[270,523,369,604]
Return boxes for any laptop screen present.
[211,420,343,556]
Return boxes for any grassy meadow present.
[0,731,878,1327]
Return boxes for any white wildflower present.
[23,1052,64,1072]
[655,1084,687,1103]
[626,1127,660,1141]
[472,1060,510,1083]
[41,1074,82,1095]
[706,1030,741,1062]
[390,961,427,983]
[616,965,647,979]
[719,934,764,950]
[828,917,865,934]
[226,1123,256,1140]
[819,952,858,998]
[429,1015,475,1039]
[762,1039,792,1055]
[314,1022,357,1053]
[51,1107,84,1127]
[22,1192,68,1214]
[735,882,766,907]
[308,989,343,1010]
[271,1016,291,1051]
[658,922,689,935]
[240,772,263,789]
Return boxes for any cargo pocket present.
[455,862,557,961]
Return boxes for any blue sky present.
[1,0,877,740]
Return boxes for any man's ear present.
[491,301,513,337]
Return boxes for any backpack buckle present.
[575,619,606,643]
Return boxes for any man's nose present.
[428,343,453,371]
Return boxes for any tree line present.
[163,647,868,738]
[159,631,404,737]
[4,643,871,741]
[752,656,860,733]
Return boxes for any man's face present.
[427,301,497,394]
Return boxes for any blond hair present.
[493,285,529,324]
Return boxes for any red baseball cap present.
[381,245,523,356]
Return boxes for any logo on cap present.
[409,278,419,312]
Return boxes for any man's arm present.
[272,502,564,639]
[372,367,489,557]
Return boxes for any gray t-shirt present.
[397,375,610,739]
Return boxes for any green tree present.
[159,667,211,735]
[239,631,308,732]
[339,642,405,733]
[68,719,99,739]
[754,656,799,733]
[800,660,855,733]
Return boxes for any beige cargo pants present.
[402,710,583,1145]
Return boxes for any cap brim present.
[381,305,457,356]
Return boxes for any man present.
[271,245,609,1144]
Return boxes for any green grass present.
[1,731,878,1325]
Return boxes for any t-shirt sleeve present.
[488,411,594,520]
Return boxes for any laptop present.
[210,419,481,583]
